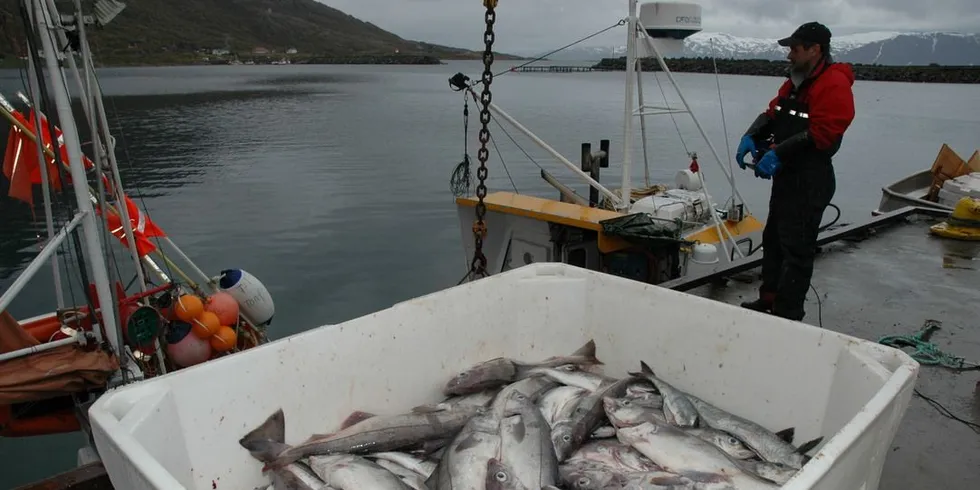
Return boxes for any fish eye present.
[577,477,591,486]
[729,437,738,444]
[622,400,631,406]
[458,372,468,377]
[495,471,508,481]
[562,434,572,442]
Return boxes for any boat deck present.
[669,207,980,490]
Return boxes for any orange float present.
[210,326,238,352]
[191,311,221,339]
[175,295,204,322]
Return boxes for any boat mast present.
[29,0,125,365]
[620,0,638,212]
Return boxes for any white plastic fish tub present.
[88,263,919,490]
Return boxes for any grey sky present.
[322,0,980,52]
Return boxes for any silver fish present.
[240,405,483,469]
[414,389,502,414]
[566,440,662,473]
[372,459,429,490]
[603,397,756,461]
[685,428,758,461]
[368,451,437,479]
[486,458,530,490]
[528,365,613,392]
[553,378,634,462]
[427,406,502,489]
[499,390,559,487]
[629,361,698,427]
[308,454,411,490]
[602,396,668,429]
[443,340,602,396]
[686,395,818,470]
[616,422,778,490]
[738,460,799,485]
[559,459,703,490]
[492,376,560,418]
[270,462,332,490]
[539,386,588,426]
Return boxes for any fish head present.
[486,458,528,490]
[602,396,648,428]
[443,358,516,396]
[558,460,628,490]
[551,422,579,461]
[713,433,758,460]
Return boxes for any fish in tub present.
[239,340,822,489]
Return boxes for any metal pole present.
[73,0,147,295]
[0,337,79,363]
[620,0,638,211]
[635,58,651,187]
[19,56,64,309]
[485,101,623,208]
[0,211,86,313]
[33,0,122,355]
[637,24,750,214]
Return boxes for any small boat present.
[1,0,274,466]
[449,1,765,285]
[875,144,980,216]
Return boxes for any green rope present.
[878,320,980,370]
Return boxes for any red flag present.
[98,195,166,257]
[689,157,700,173]
[2,127,35,205]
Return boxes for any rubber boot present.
[740,292,776,313]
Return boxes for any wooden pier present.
[510,65,604,73]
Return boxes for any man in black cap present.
[734,21,856,321]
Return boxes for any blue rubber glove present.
[735,135,756,170]
[755,150,781,179]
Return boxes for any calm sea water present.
[0,61,978,486]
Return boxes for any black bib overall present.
[759,74,837,321]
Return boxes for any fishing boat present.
[874,143,980,216]
[1,0,274,467]
[450,1,765,285]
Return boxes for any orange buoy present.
[175,294,204,322]
[210,326,238,352]
[191,311,221,339]
[205,292,240,326]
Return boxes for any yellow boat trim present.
[929,222,980,241]
[456,191,766,253]
[683,215,765,244]
[456,192,634,252]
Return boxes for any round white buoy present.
[691,243,719,264]
[217,269,275,326]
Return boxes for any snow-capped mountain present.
[537,32,980,65]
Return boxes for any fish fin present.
[339,410,376,429]
[572,339,604,365]
[796,435,824,454]
[639,360,655,375]
[775,427,796,443]
[239,409,291,464]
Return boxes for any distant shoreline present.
[0,53,532,69]
[592,57,980,84]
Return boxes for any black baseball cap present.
[778,22,832,47]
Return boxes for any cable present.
[482,19,627,84]
[809,284,823,329]
[913,388,980,435]
[819,203,842,232]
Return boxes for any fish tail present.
[573,339,604,366]
[239,408,293,466]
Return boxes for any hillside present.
[0,0,521,65]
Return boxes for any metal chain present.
[469,0,497,279]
